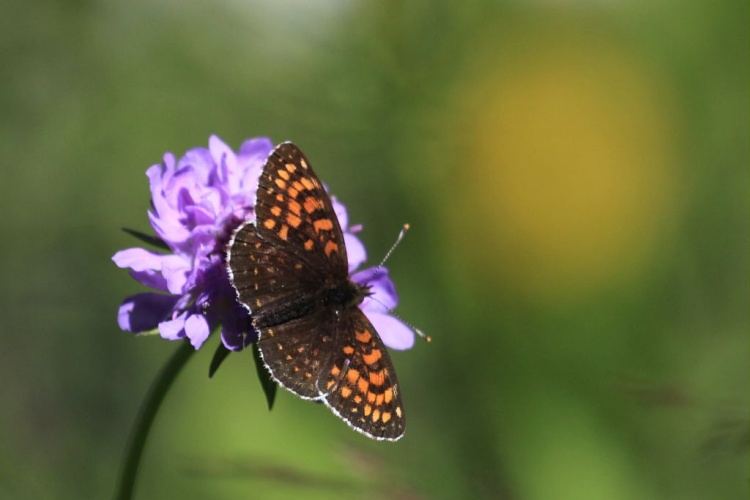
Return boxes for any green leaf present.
[121,227,170,251]
[209,342,232,378]
[252,343,277,410]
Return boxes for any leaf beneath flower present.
[252,343,277,411]
[209,342,232,378]
[122,227,170,251]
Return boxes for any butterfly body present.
[227,142,405,441]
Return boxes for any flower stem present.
[116,341,195,500]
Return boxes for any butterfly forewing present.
[254,142,348,278]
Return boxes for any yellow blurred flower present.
[444,36,683,304]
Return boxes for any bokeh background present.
[1,1,747,499]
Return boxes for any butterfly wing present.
[228,221,335,400]
[319,310,406,441]
[254,142,349,278]
[227,142,350,400]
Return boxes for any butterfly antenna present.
[414,326,432,343]
[361,224,410,289]
[379,223,410,268]
[363,223,432,344]
[366,298,431,344]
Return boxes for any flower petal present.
[221,324,257,351]
[184,314,210,349]
[118,293,179,333]
[365,312,415,350]
[159,313,187,340]
[332,197,349,230]
[161,254,191,294]
[238,137,273,164]
[128,269,168,291]
[112,248,166,271]
[177,147,213,186]
[345,233,367,272]
[352,267,397,313]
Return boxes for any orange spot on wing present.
[274,178,286,189]
[375,393,384,406]
[286,213,302,228]
[324,240,338,256]
[292,181,304,192]
[362,349,382,366]
[330,365,341,377]
[263,218,276,229]
[395,407,402,418]
[369,370,385,386]
[304,197,323,214]
[355,330,372,343]
[277,169,290,180]
[340,386,352,398]
[367,392,376,403]
[304,239,314,251]
[343,346,355,355]
[346,369,360,384]
[357,378,369,394]
[364,404,372,416]
[313,219,334,233]
[285,163,297,172]
[300,177,315,190]
[381,412,391,423]
[288,199,302,215]
[384,387,394,403]
[278,224,289,240]
[372,408,381,423]
[288,187,299,199]
[354,395,362,404]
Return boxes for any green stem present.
[115,341,195,500]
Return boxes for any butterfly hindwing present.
[319,311,406,441]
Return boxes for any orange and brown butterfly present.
[226,142,409,441]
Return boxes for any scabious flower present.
[113,135,415,351]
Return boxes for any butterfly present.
[226,142,406,441]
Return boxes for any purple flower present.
[113,135,414,351]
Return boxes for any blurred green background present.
[1,1,747,499]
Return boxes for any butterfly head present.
[323,279,370,312]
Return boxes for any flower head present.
[113,136,414,351]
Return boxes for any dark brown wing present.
[254,142,348,279]
[227,142,351,400]
[228,221,320,323]
[319,310,406,441]
[228,221,333,400]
